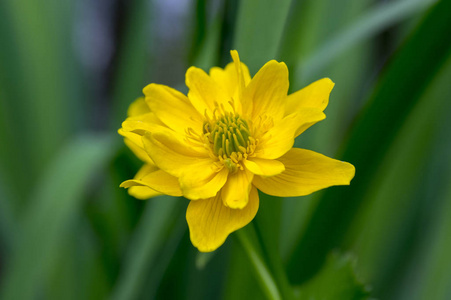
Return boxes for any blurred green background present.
[1,0,451,299]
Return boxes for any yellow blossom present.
[119,50,355,252]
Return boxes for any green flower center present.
[203,113,251,157]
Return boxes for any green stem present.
[253,219,296,300]
[235,228,282,300]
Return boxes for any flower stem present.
[253,218,296,300]
[235,227,282,300]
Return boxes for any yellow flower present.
[119,50,355,252]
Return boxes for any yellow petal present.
[209,57,251,115]
[122,163,158,181]
[285,78,334,115]
[122,164,161,199]
[127,97,150,117]
[186,186,259,252]
[121,169,182,197]
[142,131,212,178]
[121,132,154,164]
[128,186,162,199]
[221,169,254,209]
[253,148,355,197]
[186,66,234,115]
[119,112,176,165]
[144,83,203,134]
[293,108,326,137]
[209,57,251,98]
[244,157,285,177]
[121,112,166,135]
[257,109,325,159]
[230,50,250,97]
[180,167,229,200]
[243,60,289,121]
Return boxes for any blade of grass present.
[287,0,451,284]
[235,226,282,300]
[46,223,110,300]
[111,196,184,300]
[0,3,41,201]
[224,242,264,300]
[0,133,117,300]
[233,0,292,73]
[192,6,224,71]
[0,169,15,248]
[295,0,438,83]
[416,173,451,300]
[3,0,80,175]
[255,197,295,300]
[139,217,187,299]
[0,74,17,246]
[346,53,451,296]
[111,0,153,127]
[279,0,374,260]
[188,0,207,63]
[387,126,451,300]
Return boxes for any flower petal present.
[221,169,254,209]
[209,54,251,99]
[144,83,203,134]
[244,157,285,177]
[142,131,212,178]
[253,148,355,197]
[230,50,251,99]
[121,169,182,197]
[257,109,325,159]
[122,164,161,199]
[127,97,150,117]
[293,108,327,137]
[209,54,251,115]
[186,66,234,116]
[285,78,334,115]
[120,163,158,183]
[128,186,162,199]
[121,131,154,164]
[121,112,166,135]
[180,167,229,200]
[243,60,289,121]
[186,186,259,252]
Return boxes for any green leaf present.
[235,226,282,300]
[0,133,117,300]
[2,0,81,175]
[279,0,373,261]
[287,0,451,284]
[192,7,224,71]
[346,52,451,296]
[255,195,295,300]
[233,0,293,72]
[0,168,15,247]
[296,253,370,300]
[345,51,451,298]
[195,251,217,270]
[111,0,154,127]
[416,175,451,300]
[111,196,184,300]
[295,0,438,82]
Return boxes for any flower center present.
[203,113,256,172]
[204,114,250,156]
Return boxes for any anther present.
[202,113,255,166]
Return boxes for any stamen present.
[202,112,258,173]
